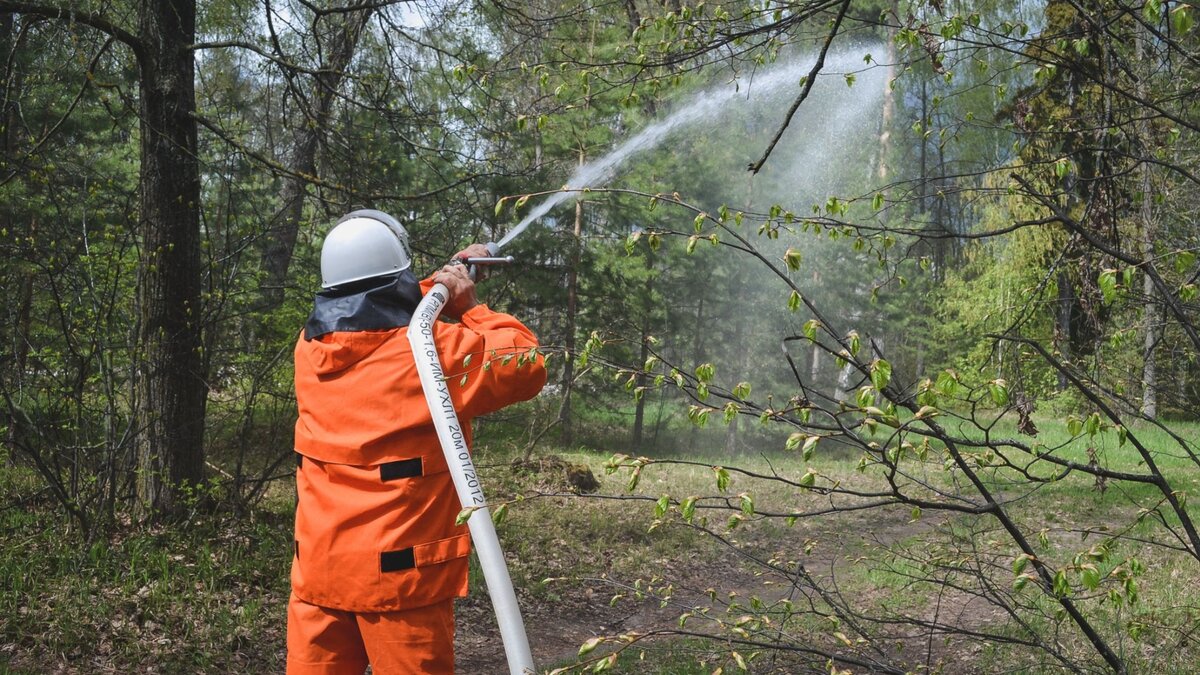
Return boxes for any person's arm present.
[420,243,491,319]
[437,303,547,419]
[420,244,546,415]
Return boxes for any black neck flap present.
[303,270,423,341]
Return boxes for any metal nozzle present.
[461,256,514,266]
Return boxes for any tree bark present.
[134,0,207,516]
[632,253,653,451]
[1136,23,1160,418]
[558,150,585,446]
[1055,269,1073,392]
[876,0,896,182]
[258,3,374,310]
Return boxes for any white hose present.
[408,283,536,675]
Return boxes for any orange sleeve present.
[436,303,547,419]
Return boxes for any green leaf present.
[799,469,816,487]
[848,330,861,357]
[1145,0,1163,23]
[714,466,731,492]
[802,435,819,461]
[1013,553,1031,575]
[1053,569,1070,597]
[578,636,603,658]
[988,379,1010,406]
[785,432,805,452]
[732,381,752,400]
[494,197,507,217]
[739,493,754,516]
[492,502,509,525]
[856,386,875,409]
[783,247,802,271]
[1098,268,1117,304]
[787,290,802,311]
[1067,416,1084,437]
[1055,158,1071,179]
[936,370,960,397]
[681,496,697,522]
[695,363,716,383]
[626,465,643,491]
[871,359,892,391]
[1175,5,1195,33]
[871,192,884,211]
[723,401,738,424]
[802,320,820,341]
[624,231,641,255]
[455,506,480,525]
[655,494,670,518]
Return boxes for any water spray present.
[409,49,884,674]
[493,48,883,251]
[409,250,534,675]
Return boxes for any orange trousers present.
[286,593,455,674]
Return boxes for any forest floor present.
[3,415,1200,673]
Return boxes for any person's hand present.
[453,243,492,261]
[431,261,480,319]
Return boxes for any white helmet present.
[320,209,412,288]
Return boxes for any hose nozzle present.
[454,243,512,281]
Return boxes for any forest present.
[2,0,1199,673]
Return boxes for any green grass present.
[3,414,1199,673]
[0,478,292,674]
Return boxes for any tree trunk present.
[1055,270,1073,391]
[134,0,207,516]
[876,0,897,182]
[258,4,374,310]
[687,295,705,447]
[632,254,653,452]
[1136,23,1161,418]
[558,151,585,446]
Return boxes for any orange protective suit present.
[288,300,546,674]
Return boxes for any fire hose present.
[407,244,535,675]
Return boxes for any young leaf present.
[871,359,892,391]
[714,466,731,492]
[492,502,509,525]
[655,494,670,518]
[802,320,820,341]
[1098,268,1117,304]
[739,493,754,516]
[988,379,1010,406]
[578,636,603,658]
[681,496,697,522]
[783,247,802,271]
[802,435,819,461]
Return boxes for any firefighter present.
[287,210,546,674]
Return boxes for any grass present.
[2,413,1200,673]
[0,482,293,674]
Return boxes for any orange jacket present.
[291,302,546,612]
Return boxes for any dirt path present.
[453,504,969,673]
